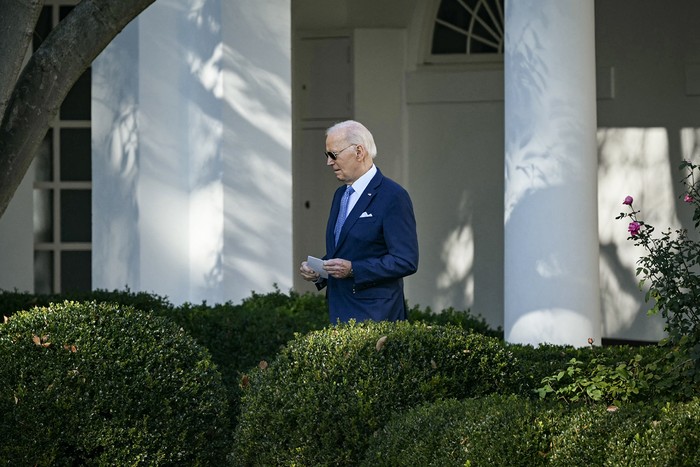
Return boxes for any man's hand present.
[299,261,321,282]
[323,258,353,279]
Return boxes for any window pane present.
[34,250,54,294]
[33,189,54,243]
[436,0,469,27]
[59,5,74,21]
[35,129,53,182]
[431,0,504,56]
[61,251,91,292]
[60,128,91,181]
[33,6,52,51]
[470,37,498,54]
[432,24,466,54]
[61,190,91,242]
[60,69,91,120]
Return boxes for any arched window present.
[428,0,504,63]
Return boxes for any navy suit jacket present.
[317,168,418,323]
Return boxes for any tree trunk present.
[0,0,156,220]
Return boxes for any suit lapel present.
[332,169,383,253]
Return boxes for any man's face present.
[325,132,362,184]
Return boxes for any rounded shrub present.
[546,403,657,466]
[407,304,502,338]
[232,320,519,466]
[606,398,700,466]
[162,289,329,425]
[0,288,174,320]
[362,395,553,466]
[0,301,230,466]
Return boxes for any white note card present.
[307,255,328,278]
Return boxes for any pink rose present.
[684,193,694,203]
[623,195,633,205]
[628,221,641,236]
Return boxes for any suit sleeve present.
[352,188,418,287]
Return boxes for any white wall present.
[92,18,140,293]
[595,0,700,341]
[405,69,504,328]
[353,29,407,184]
[0,168,33,293]
[93,0,292,305]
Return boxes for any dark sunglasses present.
[324,144,356,160]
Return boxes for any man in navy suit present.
[300,120,419,323]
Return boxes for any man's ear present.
[355,144,365,160]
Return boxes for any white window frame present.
[33,0,91,294]
[422,0,505,67]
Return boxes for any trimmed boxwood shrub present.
[0,301,230,466]
[163,289,330,425]
[546,403,657,466]
[548,399,700,465]
[0,288,174,319]
[605,398,700,466]
[407,304,503,338]
[363,395,700,466]
[232,320,519,466]
[362,395,554,466]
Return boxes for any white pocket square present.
[359,212,373,218]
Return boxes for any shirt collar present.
[350,164,376,197]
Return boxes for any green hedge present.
[546,403,657,466]
[0,301,230,466]
[605,398,700,466]
[363,396,700,466]
[362,395,553,466]
[161,289,330,425]
[0,288,174,319]
[509,342,671,403]
[0,290,697,464]
[407,304,503,338]
[0,288,502,430]
[232,321,518,466]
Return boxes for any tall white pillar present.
[93,0,292,305]
[504,0,601,346]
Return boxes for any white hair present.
[326,120,377,158]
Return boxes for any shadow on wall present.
[596,127,700,341]
[92,18,141,290]
[506,184,600,346]
[504,1,600,345]
[220,1,292,300]
[93,0,292,303]
[434,203,474,314]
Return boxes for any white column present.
[504,0,601,346]
[137,1,193,303]
[221,0,293,300]
[93,0,293,305]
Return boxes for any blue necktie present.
[334,185,354,245]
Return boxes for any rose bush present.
[617,160,700,398]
